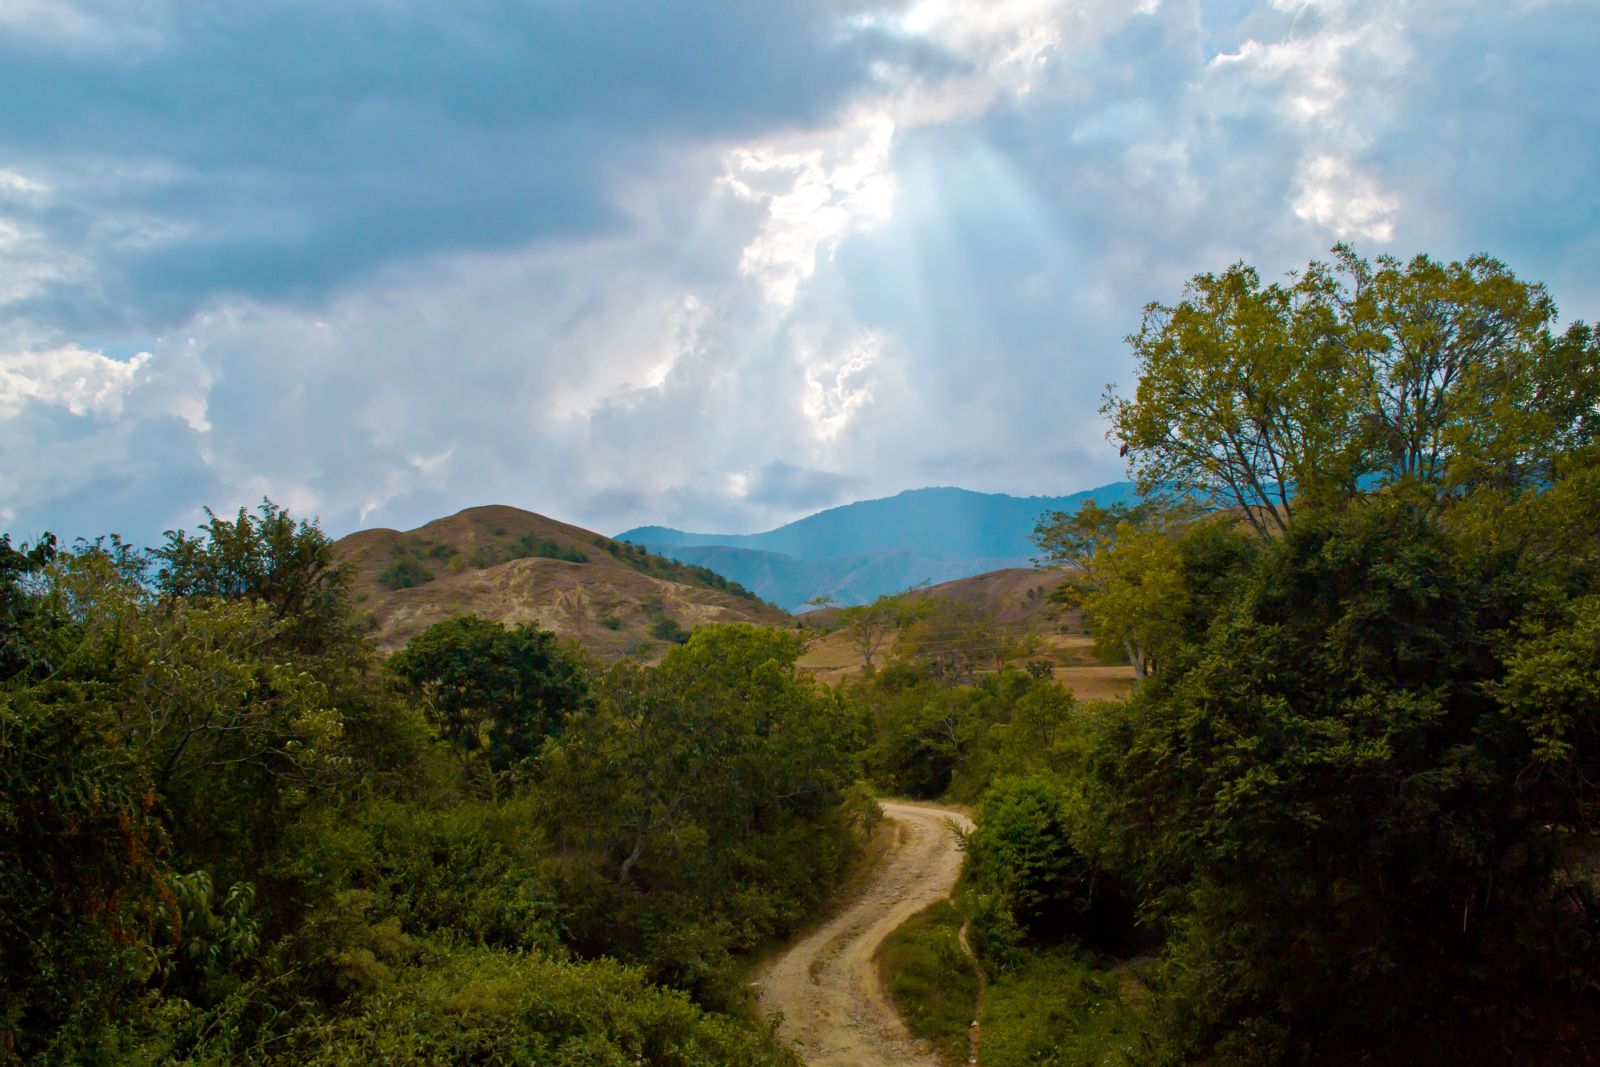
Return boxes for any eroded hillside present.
[336,505,789,653]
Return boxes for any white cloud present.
[0,168,48,198]
[0,344,150,418]
[1290,152,1397,240]
[798,329,883,443]
[724,112,898,312]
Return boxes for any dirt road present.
[755,801,974,1067]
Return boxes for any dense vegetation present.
[873,248,1600,1065]
[0,505,860,1064]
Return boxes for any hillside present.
[635,544,1036,612]
[335,505,789,653]
[618,483,1138,608]
[796,566,1137,701]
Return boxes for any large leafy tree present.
[1035,500,1247,680]
[389,615,589,780]
[1106,246,1599,534]
[834,594,912,670]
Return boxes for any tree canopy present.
[1106,245,1600,535]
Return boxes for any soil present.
[754,801,975,1067]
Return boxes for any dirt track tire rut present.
[754,801,974,1067]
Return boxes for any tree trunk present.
[618,823,648,883]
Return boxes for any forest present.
[4,246,1599,1065]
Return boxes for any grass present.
[876,899,980,1065]
[979,947,1170,1067]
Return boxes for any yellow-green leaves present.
[1107,246,1598,532]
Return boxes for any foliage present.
[1038,501,1254,681]
[651,614,691,644]
[289,946,799,1066]
[1032,497,1159,571]
[1106,246,1600,534]
[539,625,862,1005]
[1087,501,1600,1063]
[601,538,765,604]
[0,684,169,1062]
[36,545,346,874]
[894,597,1043,680]
[388,615,590,778]
[1,504,851,1064]
[833,594,910,669]
[976,947,1170,1067]
[964,775,1132,952]
[0,531,58,683]
[152,500,361,656]
[850,665,1084,800]
[376,558,433,590]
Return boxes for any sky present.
[2,0,1598,546]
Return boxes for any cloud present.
[1,0,1597,547]
[0,2,918,331]
[740,461,861,511]
[0,343,149,418]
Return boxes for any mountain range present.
[616,482,1138,610]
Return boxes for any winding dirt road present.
[755,801,974,1067]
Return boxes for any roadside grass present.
[876,899,980,1065]
[980,947,1173,1067]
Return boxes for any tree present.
[1,683,170,1060]
[964,775,1130,950]
[1032,497,1158,570]
[0,532,58,683]
[1069,522,1186,680]
[153,499,360,655]
[835,594,909,670]
[542,625,853,885]
[1036,499,1199,680]
[1089,501,1600,1062]
[1106,246,1600,535]
[388,616,589,780]
[37,544,345,870]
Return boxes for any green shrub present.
[651,616,690,644]
[377,558,433,590]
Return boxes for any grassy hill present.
[335,505,789,654]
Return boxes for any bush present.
[965,775,1132,952]
[377,558,433,590]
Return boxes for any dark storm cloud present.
[0,0,937,332]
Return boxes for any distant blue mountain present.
[617,483,1139,610]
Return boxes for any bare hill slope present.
[336,505,788,653]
